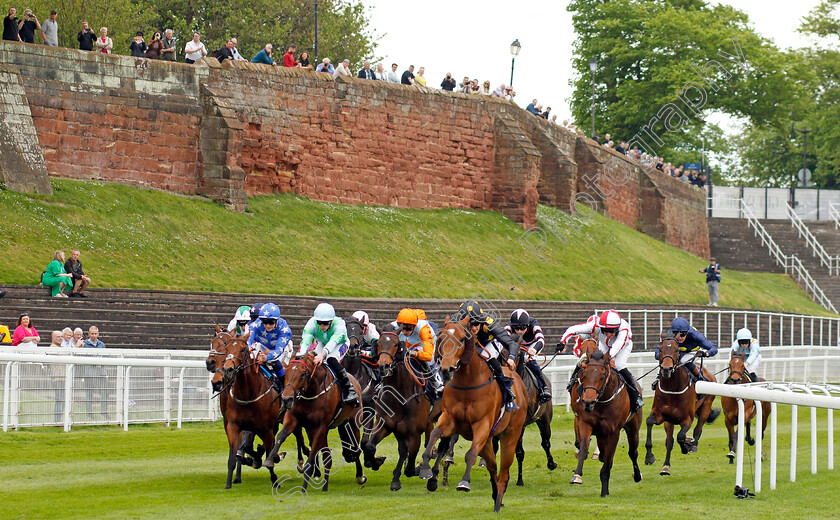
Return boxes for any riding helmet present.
[352,310,370,328]
[671,317,690,333]
[509,309,530,329]
[456,299,485,322]
[250,303,264,321]
[259,303,281,320]
[597,310,621,329]
[396,308,419,326]
[735,328,753,342]
[314,303,336,321]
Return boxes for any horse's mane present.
[459,325,475,367]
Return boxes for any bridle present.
[346,321,364,358]
[725,356,750,384]
[578,359,620,405]
[376,331,403,372]
[282,358,336,402]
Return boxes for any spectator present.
[335,58,351,76]
[592,133,601,143]
[700,257,721,307]
[459,76,470,92]
[696,173,707,188]
[491,83,506,97]
[551,114,558,124]
[64,249,91,298]
[160,29,176,61]
[283,44,296,67]
[42,250,72,297]
[386,63,399,83]
[478,80,492,95]
[357,60,373,79]
[603,133,611,145]
[47,330,66,422]
[525,99,539,115]
[95,27,112,54]
[82,326,109,420]
[440,72,456,91]
[184,32,206,64]
[541,106,551,119]
[229,38,246,61]
[145,31,163,59]
[129,31,146,57]
[60,327,74,348]
[3,7,21,42]
[505,88,516,101]
[296,51,311,69]
[401,65,415,85]
[687,170,697,185]
[414,66,427,86]
[41,9,57,46]
[315,58,334,74]
[72,327,84,347]
[469,79,480,94]
[12,312,39,347]
[250,44,274,65]
[215,39,234,63]
[615,140,627,155]
[374,63,386,80]
[16,8,38,43]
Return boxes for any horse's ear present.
[215,324,222,334]
[659,331,666,341]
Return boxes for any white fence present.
[709,187,840,220]
[0,348,214,431]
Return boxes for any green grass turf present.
[0,179,831,315]
[0,403,838,519]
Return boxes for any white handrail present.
[740,199,837,313]
[831,203,840,231]
[785,204,840,275]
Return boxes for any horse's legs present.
[644,412,660,466]
[478,440,501,511]
[361,421,390,471]
[745,407,756,446]
[494,429,521,513]
[538,411,556,470]
[598,432,620,498]
[725,414,737,463]
[458,422,492,491]
[691,396,715,452]
[404,430,423,479]
[571,421,592,484]
[419,413,454,481]
[263,417,297,470]
[515,433,525,487]
[259,428,278,484]
[662,421,675,475]
[624,414,643,483]
[225,422,241,489]
[390,434,408,491]
[301,425,329,492]
[677,416,693,455]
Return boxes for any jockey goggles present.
[601,327,619,334]
[400,323,415,331]
[262,318,277,326]
[317,320,331,327]
[738,339,750,347]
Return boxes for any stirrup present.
[538,389,552,404]
[342,389,359,405]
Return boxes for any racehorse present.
[214,329,282,489]
[722,352,770,463]
[511,344,556,486]
[418,315,527,513]
[644,333,720,476]
[262,352,367,491]
[344,318,379,409]
[569,339,643,497]
[361,324,439,491]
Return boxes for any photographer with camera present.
[17,9,40,43]
[77,21,95,51]
[441,72,456,91]
[3,7,22,42]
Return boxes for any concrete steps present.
[708,218,784,273]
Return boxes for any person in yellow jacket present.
[396,308,444,399]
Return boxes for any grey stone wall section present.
[0,63,51,194]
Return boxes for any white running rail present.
[740,199,837,312]
[785,204,840,275]
[830,203,840,230]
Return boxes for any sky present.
[362,0,825,155]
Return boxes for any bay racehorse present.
[644,332,720,475]
[722,352,770,463]
[569,339,643,496]
[262,352,367,491]
[511,344,556,486]
[344,318,378,409]
[418,315,527,512]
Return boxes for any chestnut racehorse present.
[644,333,719,476]
[262,352,367,491]
[418,315,527,513]
[511,344,556,486]
[722,352,770,463]
[569,339,643,497]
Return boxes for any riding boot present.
[749,372,758,383]
[619,368,644,413]
[267,362,284,393]
[566,364,581,394]
[651,376,659,391]
[487,357,518,411]
[326,357,359,405]
[527,361,552,404]
[426,361,445,400]
[689,363,706,382]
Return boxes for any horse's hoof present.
[689,443,698,454]
[592,449,601,461]
[516,479,524,487]
[660,466,670,476]
[251,459,262,469]
[276,451,286,462]
[233,478,241,484]
[456,480,471,491]
[390,480,401,491]
[444,455,454,464]
[634,472,642,483]
[547,460,557,471]
[418,466,432,480]
[645,455,655,466]
[225,484,232,489]
[427,478,438,492]
[372,456,386,470]
[263,459,275,470]
[570,474,582,485]
[679,443,690,455]
[356,475,367,485]
[747,438,755,447]
[478,459,486,468]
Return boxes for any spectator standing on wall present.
[250,44,274,65]
[440,73,456,91]
[414,66,427,86]
[478,80,492,95]
[401,65,415,85]
[95,27,112,53]
[335,58,351,76]
[357,61,373,79]
[17,9,39,43]
[145,31,163,59]
[282,44,296,67]
[700,257,721,307]
[491,83,506,97]
[160,29,176,61]
[41,9,57,46]
[77,22,94,50]
[315,58,334,74]
[3,7,21,42]
[386,63,399,83]
[373,63,385,80]
[129,31,146,57]
[215,39,234,63]
[525,99,539,115]
[64,249,91,298]
[229,38,246,61]
[615,140,627,155]
[184,32,206,64]
[296,51,311,69]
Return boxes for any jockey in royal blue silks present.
[247,302,293,392]
[654,316,718,388]
[505,309,552,404]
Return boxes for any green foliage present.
[0,179,831,316]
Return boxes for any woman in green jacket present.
[42,251,73,297]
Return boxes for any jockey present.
[731,328,760,383]
[454,299,519,411]
[299,303,359,406]
[351,310,380,356]
[415,309,439,338]
[249,303,264,327]
[657,316,718,384]
[246,303,292,392]
[396,308,444,399]
[505,309,552,404]
[227,305,252,336]
[560,310,644,413]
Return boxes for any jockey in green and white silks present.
[298,303,358,405]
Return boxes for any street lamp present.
[509,39,521,87]
[314,0,319,64]
[589,57,598,138]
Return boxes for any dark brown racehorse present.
[511,345,556,486]
[644,333,719,476]
[361,325,440,490]
[214,330,281,489]
[569,339,643,496]
[344,318,379,410]
[262,352,367,491]
[418,315,527,513]
[722,352,770,463]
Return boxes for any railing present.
[594,308,840,350]
[786,203,840,275]
[0,352,214,431]
[696,380,840,494]
[740,199,837,313]
[831,202,840,230]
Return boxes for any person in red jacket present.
[283,44,296,67]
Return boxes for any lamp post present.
[314,0,319,64]
[509,39,521,87]
[589,57,598,138]
[792,124,817,208]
